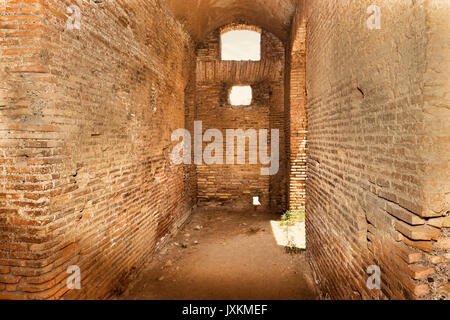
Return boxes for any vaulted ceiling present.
[165,0,298,42]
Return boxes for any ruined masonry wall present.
[0,0,196,299]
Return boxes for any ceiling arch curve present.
[165,0,298,43]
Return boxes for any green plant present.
[280,209,305,226]
[281,209,306,254]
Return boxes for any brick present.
[0,267,10,274]
[0,293,26,300]
[402,237,435,253]
[391,242,423,264]
[427,217,450,228]
[386,203,425,226]
[408,265,435,280]
[395,221,441,241]
[411,284,431,297]
[424,254,447,264]
[0,274,21,284]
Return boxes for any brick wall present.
[195,26,287,211]
[286,2,307,210]
[292,0,449,299]
[0,0,196,299]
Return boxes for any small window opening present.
[221,29,261,61]
[229,86,252,106]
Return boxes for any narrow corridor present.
[1,0,448,301]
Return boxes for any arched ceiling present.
[165,0,298,43]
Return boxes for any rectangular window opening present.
[229,86,252,106]
[221,30,261,61]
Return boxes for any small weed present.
[285,240,305,255]
[281,209,306,254]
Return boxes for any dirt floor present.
[119,208,319,300]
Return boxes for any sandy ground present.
[119,208,319,300]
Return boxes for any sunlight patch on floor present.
[270,221,306,249]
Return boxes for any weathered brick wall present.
[420,0,450,299]
[195,26,287,211]
[285,2,307,210]
[1,0,196,299]
[293,0,449,299]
